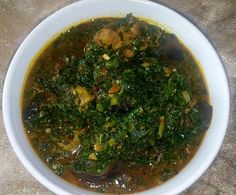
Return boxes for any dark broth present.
[22,14,212,193]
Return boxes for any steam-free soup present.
[22,14,212,193]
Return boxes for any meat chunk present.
[94,27,122,49]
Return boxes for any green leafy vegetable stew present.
[22,14,212,193]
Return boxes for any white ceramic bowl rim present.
[2,0,230,195]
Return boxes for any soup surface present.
[22,14,212,193]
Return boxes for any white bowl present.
[2,0,230,194]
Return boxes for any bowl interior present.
[2,0,229,194]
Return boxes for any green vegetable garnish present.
[22,14,212,193]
